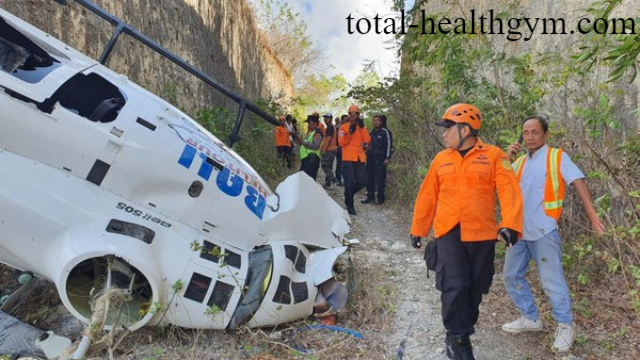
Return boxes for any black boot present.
[347,207,356,215]
[451,335,475,360]
[361,197,374,204]
[445,333,455,359]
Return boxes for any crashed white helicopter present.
[0,0,354,336]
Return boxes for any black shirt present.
[368,127,393,159]
[326,124,335,138]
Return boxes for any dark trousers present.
[335,148,343,182]
[342,161,367,208]
[276,146,292,168]
[434,225,496,336]
[365,157,387,201]
[300,153,320,180]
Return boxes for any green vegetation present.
[574,0,640,82]
[292,73,349,118]
[248,0,327,89]
[171,2,639,357]
[346,0,639,357]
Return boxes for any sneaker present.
[552,323,576,353]
[501,316,543,333]
[347,207,356,215]
[361,198,374,204]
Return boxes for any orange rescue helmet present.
[436,103,483,131]
[348,104,360,114]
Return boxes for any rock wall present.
[0,0,293,114]
[404,0,639,129]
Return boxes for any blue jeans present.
[503,229,573,324]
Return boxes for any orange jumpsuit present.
[338,123,371,162]
[274,125,290,147]
[411,139,523,241]
[410,138,523,338]
[338,122,371,210]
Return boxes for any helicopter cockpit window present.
[0,17,62,83]
[39,73,126,123]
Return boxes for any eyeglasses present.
[349,112,358,116]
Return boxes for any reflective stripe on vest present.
[513,155,526,179]
[300,130,321,160]
[513,147,564,221]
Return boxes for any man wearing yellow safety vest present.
[295,115,323,180]
[502,115,605,353]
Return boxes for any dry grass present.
[488,246,640,360]
[1,265,65,328]
[107,257,397,359]
[0,256,398,359]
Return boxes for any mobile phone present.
[509,133,524,159]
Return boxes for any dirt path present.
[1,172,586,359]
[325,185,561,360]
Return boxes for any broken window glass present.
[38,73,126,123]
[228,246,272,329]
[0,17,62,83]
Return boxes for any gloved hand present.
[410,235,422,249]
[357,118,364,128]
[498,228,518,247]
[349,124,356,133]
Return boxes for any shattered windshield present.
[0,17,63,83]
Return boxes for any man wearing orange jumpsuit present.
[274,115,292,168]
[338,105,371,215]
[410,104,523,360]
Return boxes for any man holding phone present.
[502,115,605,353]
[338,105,371,215]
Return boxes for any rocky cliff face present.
[0,0,293,113]
[405,0,639,128]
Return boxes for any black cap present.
[435,119,456,127]
[305,115,319,123]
